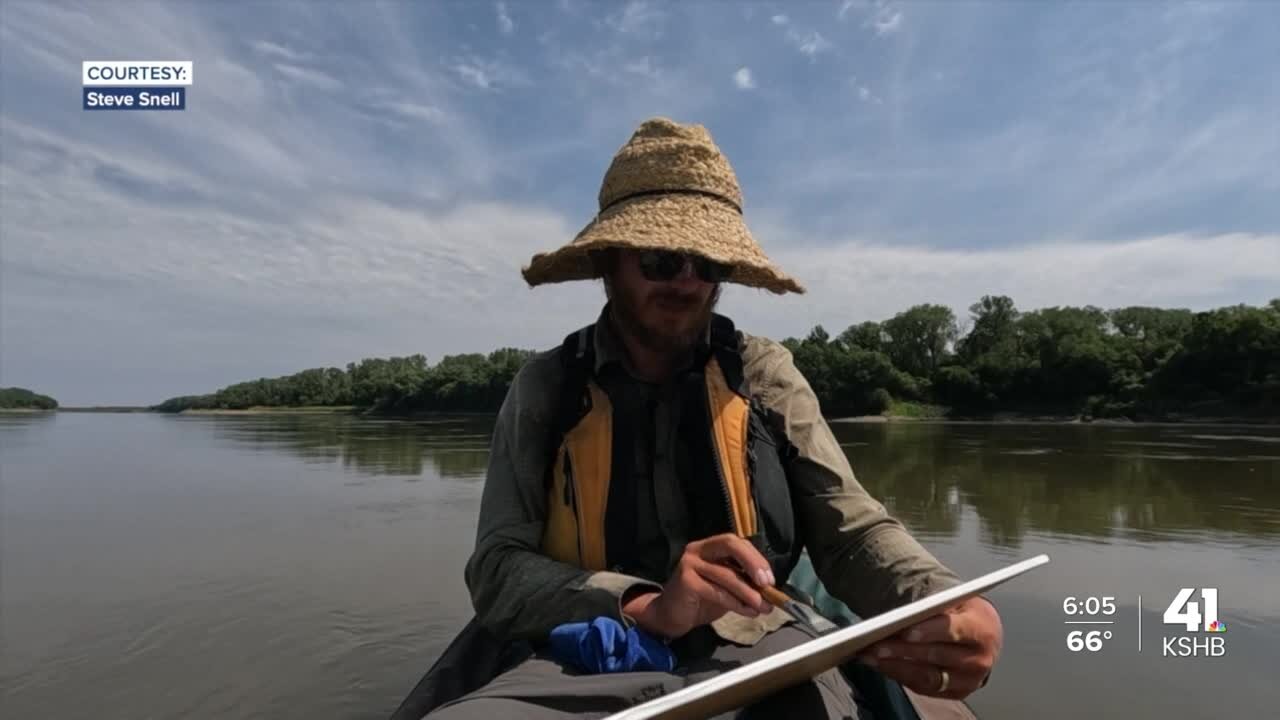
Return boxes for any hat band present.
[601,188,742,215]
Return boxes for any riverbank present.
[58,406,152,413]
[164,404,1279,425]
[836,408,1279,425]
[178,406,359,415]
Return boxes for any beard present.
[608,280,721,355]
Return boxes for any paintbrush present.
[757,584,839,632]
[756,584,824,635]
[723,561,836,636]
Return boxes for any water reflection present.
[0,411,57,449]
[838,422,1280,548]
[183,414,1280,547]
[185,414,492,480]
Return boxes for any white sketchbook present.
[606,554,1051,720]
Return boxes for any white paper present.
[606,554,1051,720]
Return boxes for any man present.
[421,118,1002,719]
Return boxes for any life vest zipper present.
[707,395,739,536]
[564,449,585,565]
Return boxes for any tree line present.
[153,349,535,414]
[154,296,1280,421]
[0,387,58,409]
[782,296,1280,419]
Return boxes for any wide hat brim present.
[521,193,805,295]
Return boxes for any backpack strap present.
[544,325,596,489]
[558,324,596,425]
[709,313,748,397]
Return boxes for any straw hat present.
[521,117,805,295]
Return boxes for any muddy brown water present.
[2,413,1276,718]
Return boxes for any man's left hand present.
[857,597,1003,700]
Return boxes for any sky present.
[2,0,1278,406]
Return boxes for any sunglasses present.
[638,250,732,283]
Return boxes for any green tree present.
[786,325,914,415]
[0,387,58,409]
[1152,304,1280,412]
[1020,305,1128,409]
[149,297,1280,422]
[881,304,959,379]
[957,295,1019,362]
[837,321,883,353]
[933,366,989,409]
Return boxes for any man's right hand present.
[622,533,776,640]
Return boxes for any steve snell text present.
[84,89,183,109]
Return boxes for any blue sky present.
[2,0,1278,406]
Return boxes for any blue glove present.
[548,616,676,674]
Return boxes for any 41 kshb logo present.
[1162,587,1227,658]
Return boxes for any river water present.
[2,412,1277,719]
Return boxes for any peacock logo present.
[1207,620,1227,633]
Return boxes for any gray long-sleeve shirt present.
[463,308,961,644]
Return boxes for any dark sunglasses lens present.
[640,251,686,281]
[695,259,730,283]
[639,251,729,283]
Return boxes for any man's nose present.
[670,259,704,290]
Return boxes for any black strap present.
[709,313,737,350]
[559,325,595,423]
[709,313,748,397]
[544,325,596,490]
[602,188,742,215]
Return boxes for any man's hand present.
[622,533,775,640]
[858,597,1003,700]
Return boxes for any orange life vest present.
[539,314,799,579]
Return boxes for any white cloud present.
[787,29,832,59]
[496,2,514,35]
[549,46,660,87]
[451,57,530,90]
[839,0,902,34]
[734,67,755,90]
[2,120,212,199]
[454,63,492,89]
[378,101,446,123]
[0,127,590,403]
[727,232,1280,338]
[605,1,664,38]
[624,56,661,80]
[873,9,903,35]
[765,10,833,59]
[273,63,343,91]
[252,39,304,61]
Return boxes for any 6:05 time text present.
[1063,596,1117,615]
